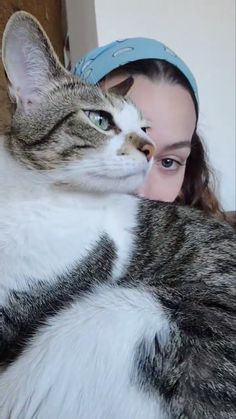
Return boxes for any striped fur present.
[0,11,235,419]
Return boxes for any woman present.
[73,37,224,218]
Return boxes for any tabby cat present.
[0,11,235,419]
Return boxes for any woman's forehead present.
[128,77,196,142]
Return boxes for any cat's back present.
[1,198,235,419]
[122,199,236,418]
[133,198,235,274]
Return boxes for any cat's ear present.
[2,11,68,113]
[108,76,134,97]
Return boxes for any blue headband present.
[73,37,199,104]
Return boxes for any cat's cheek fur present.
[0,285,170,419]
[53,135,151,194]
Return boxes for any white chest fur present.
[0,139,138,303]
[0,191,138,302]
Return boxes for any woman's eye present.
[84,110,113,131]
[160,158,182,170]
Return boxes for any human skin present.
[102,75,196,201]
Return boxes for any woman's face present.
[102,75,196,201]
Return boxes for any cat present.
[0,11,235,419]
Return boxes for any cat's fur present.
[0,11,235,419]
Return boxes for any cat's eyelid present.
[82,109,113,122]
[142,119,151,127]
[82,109,117,133]
[82,108,110,114]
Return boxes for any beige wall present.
[65,0,98,68]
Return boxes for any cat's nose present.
[139,143,155,162]
[127,133,155,161]
[119,133,155,161]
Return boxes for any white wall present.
[65,0,98,69]
[67,0,235,210]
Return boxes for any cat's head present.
[2,11,155,193]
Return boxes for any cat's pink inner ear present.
[4,41,49,112]
[7,78,42,113]
[2,12,67,113]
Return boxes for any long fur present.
[0,11,235,419]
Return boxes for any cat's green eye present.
[84,110,114,131]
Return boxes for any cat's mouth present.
[98,169,147,180]
[88,166,150,194]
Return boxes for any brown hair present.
[101,59,225,219]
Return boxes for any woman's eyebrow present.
[162,140,191,152]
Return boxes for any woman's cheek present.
[137,164,186,202]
